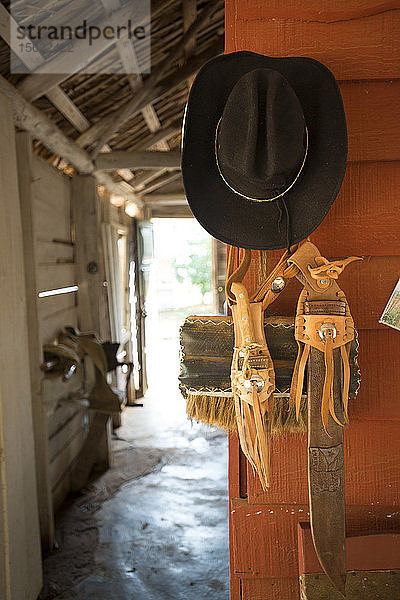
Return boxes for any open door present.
[130,220,154,399]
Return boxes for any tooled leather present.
[288,241,335,294]
[231,283,275,404]
[289,241,359,435]
[230,281,275,489]
[295,313,354,352]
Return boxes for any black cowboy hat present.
[181,51,347,250]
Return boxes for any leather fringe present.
[290,338,351,436]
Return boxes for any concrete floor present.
[39,309,229,600]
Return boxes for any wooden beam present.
[77,37,223,150]
[140,171,182,195]
[16,2,150,101]
[95,150,181,170]
[0,90,42,600]
[72,175,104,333]
[15,131,55,550]
[0,3,94,136]
[135,120,182,150]
[89,2,221,155]
[142,193,187,205]
[130,168,169,191]
[100,0,170,150]
[0,74,143,209]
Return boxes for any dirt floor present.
[39,308,229,600]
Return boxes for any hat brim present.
[182,51,348,250]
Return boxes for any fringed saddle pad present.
[179,315,360,434]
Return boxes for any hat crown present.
[217,68,306,200]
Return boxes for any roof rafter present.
[76,36,223,149]
[89,0,221,156]
[0,73,143,209]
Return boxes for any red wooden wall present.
[225,2,400,599]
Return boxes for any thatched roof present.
[0,0,224,214]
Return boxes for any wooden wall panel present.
[36,263,76,293]
[351,329,400,420]
[312,161,400,256]
[231,502,400,579]
[234,1,400,21]
[227,10,400,80]
[247,420,400,505]
[226,0,400,598]
[31,156,86,515]
[342,81,400,163]
[0,91,42,600]
[242,577,299,600]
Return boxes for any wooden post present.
[15,131,55,550]
[71,175,112,483]
[72,175,104,333]
[212,238,227,314]
[0,92,42,599]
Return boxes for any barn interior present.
[0,1,228,599]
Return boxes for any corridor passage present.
[39,308,229,600]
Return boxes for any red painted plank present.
[298,523,400,574]
[241,577,299,600]
[342,81,400,163]
[229,575,241,600]
[231,502,400,578]
[227,8,400,79]
[312,161,400,255]
[234,1,400,21]
[246,420,400,505]
[351,329,400,420]
[229,433,241,499]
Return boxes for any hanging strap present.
[227,246,299,489]
[288,242,361,436]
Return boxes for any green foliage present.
[174,238,211,297]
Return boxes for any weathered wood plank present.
[95,150,181,170]
[37,264,77,294]
[37,294,77,326]
[36,240,74,265]
[49,427,87,489]
[72,175,103,333]
[47,404,81,439]
[38,304,78,344]
[48,412,86,462]
[16,131,55,550]
[0,93,42,599]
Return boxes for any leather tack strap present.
[288,241,361,436]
